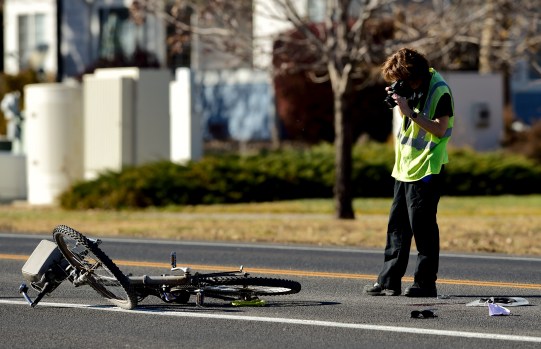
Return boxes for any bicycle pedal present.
[231,299,267,307]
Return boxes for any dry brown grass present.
[1,196,541,256]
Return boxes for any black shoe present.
[363,283,401,296]
[404,283,437,298]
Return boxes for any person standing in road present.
[364,48,454,297]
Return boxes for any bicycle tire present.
[199,277,301,300]
[53,225,137,310]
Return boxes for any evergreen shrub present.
[59,143,541,209]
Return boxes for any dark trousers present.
[377,171,443,290]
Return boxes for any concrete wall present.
[191,68,274,141]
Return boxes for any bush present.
[505,119,541,165]
[444,148,541,195]
[59,143,541,209]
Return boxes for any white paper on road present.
[488,303,511,316]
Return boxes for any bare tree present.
[271,0,396,219]
[132,0,396,219]
[131,0,255,69]
[393,1,541,75]
[131,0,541,219]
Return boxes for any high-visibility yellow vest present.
[392,68,454,182]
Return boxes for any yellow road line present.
[4,253,541,290]
[1,254,27,261]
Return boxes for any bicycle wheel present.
[199,277,301,300]
[53,225,137,310]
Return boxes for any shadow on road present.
[133,300,341,312]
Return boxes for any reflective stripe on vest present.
[397,79,453,151]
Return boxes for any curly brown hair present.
[381,48,430,83]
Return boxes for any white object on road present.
[488,303,511,316]
[466,297,529,307]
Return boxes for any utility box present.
[24,83,83,205]
[83,68,171,179]
[83,75,135,179]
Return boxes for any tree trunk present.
[333,86,355,220]
[479,0,495,74]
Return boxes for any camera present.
[384,80,414,109]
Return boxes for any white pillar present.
[170,68,202,163]
[24,83,83,205]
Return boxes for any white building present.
[4,0,166,80]
[3,0,324,78]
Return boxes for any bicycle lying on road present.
[19,225,302,310]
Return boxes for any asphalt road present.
[2,232,541,349]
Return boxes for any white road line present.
[2,299,541,343]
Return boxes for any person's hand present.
[393,94,413,117]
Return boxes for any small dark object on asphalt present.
[411,310,437,319]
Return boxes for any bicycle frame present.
[127,262,250,304]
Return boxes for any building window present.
[98,7,159,67]
[17,13,47,71]
[99,8,135,61]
